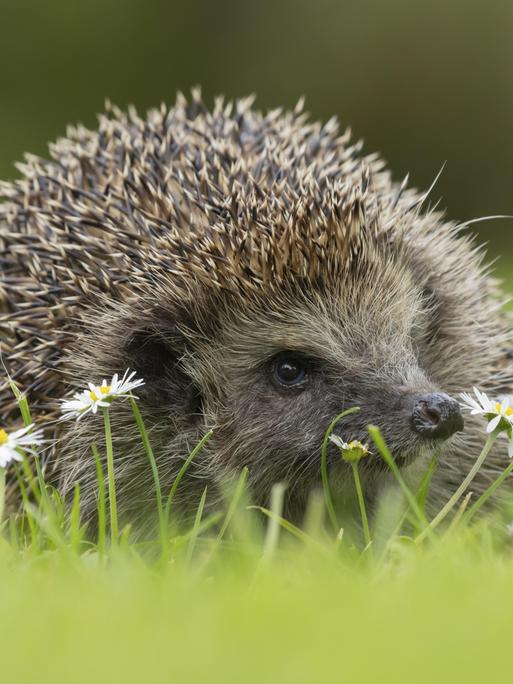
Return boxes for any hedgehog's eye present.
[272,355,308,387]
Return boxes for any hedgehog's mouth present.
[393,441,441,467]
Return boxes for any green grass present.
[3,387,513,683]
[1,535,513,683]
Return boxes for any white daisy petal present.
[329,435,370,463]
[60,369,145,421]
[474,386,489,403]
[0,447,11,468]
[0,424,44,468]
[329,434,347,449]
[487,414,501,433]
[460,387,513,438]
[460,392,484,414]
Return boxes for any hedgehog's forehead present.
[168,244,419,348]
[174,258,422,373]
[150,200,403,299]
[149,161,401,295]
[156,118,385,290]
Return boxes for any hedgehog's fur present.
[1,90,512,532]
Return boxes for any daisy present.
[329,434,370,463]
[0,424,44,468]
[460,387,513,457]
[460,387,513,433]
[329,433,372,546]
[60,369,145,421]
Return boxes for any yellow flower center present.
[495,402,513,416]
[349,440,368,454]
[0,429,8,445]
[340,440,369,463]
[89,386,111,402]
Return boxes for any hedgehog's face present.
[174,248,470,508]
[119,214,500,522]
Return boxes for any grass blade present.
[262,482,286,561]
[415,429,499,543]
[165,430,213,525]
[368,424,433,540]
[130,398,167,555]
[8,379,32,426]
[185,486,208,566]
[463,458,513,525]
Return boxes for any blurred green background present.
[1,0,512,284]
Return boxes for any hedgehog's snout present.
[411,393,464,440]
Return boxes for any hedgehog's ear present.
[125,329,175,379]
[124,328,200,412]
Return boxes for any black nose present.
[411,393,464,439]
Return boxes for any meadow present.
[3,537,513,684]
[2,352,513,684]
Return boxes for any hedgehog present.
[1,90,512,532]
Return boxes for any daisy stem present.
[92,444,107,559]
[462,456,513,525]
[102,408,118,545]
[415,428,499,543]
[351,461,371,548]
[321,406,361,535]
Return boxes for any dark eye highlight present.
[272,355,308,387]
